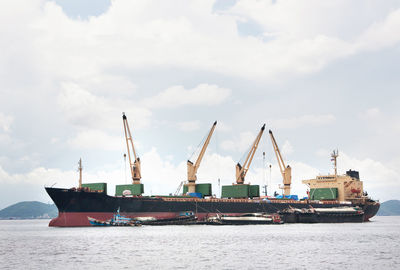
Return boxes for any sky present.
[0,0,400,209]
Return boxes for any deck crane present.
[122,113,141,184]
[187,121,217,193]
[236,124,265,185]
[269,130,291,196]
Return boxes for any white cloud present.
[177,120,201,132]
[220,140,235,152]
[58,82,152,130]
[67,129,125,151]
[270,114,336,129]
[2,0,400,86]
[281,140,293,156]
[0,113,16,147]
[3,1,391,85]
[356,9,400,51]
[58,82,112,128]
[220,131,255,152]
[0,165,72,187]
[229,0,372,38]
[215,121,232,132]
[315,148,330,158]
[227,1,400,77]
[79,75,137,97]
[144,84,231,109]
[0,113,13,132]
[50,137,60,144]
[338,152,399,189]
[361,107,381,119]
[140,147,186,195]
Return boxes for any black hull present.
[281,212,365,223]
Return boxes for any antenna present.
[331,149,339,179]
[78,158,83,188]
[218,178,221,198]
[269,164,272,196]
[262,152,267,196]
[123,153,127,184]
[263,152,266,184]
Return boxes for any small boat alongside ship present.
[279,206,365,223]
[203,213,283,225]
[139,211,198,225]
[87,211,284,226]
[88,209,141,227]
[45,114,380,227]
[88,211,198,226]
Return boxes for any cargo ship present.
[45,114,379,226]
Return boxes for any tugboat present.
[88,208,141,226]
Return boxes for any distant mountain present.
[377,200,400,216]
[0,201,58,219]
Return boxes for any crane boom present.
[269,130,291,196]
[187,121,217,193]
[235,124,265,184]
[122,113,141,184]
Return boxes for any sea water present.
[0,216,399,269]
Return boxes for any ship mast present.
[122,113,141,184]
[78,158,82,188]
[187,121,217,193]
[236,124,265,184]
[331,150,339,179]
[269,130,291,196]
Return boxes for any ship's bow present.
[364,201,380,221]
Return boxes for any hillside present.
[377,200,400,216]
[0,201,58,219]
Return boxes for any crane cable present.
[188,127,208,162]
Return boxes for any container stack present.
[183,183,212,197]
[81,183,107,193]
[221,184,259,198]
[115,184,144,196]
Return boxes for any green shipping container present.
[195,183,212,196]
[309,188,338,200]
[115,184,144,196]
[82,183,107,193]
[221,185,249,198]
[249,185,260,198]
[182,183,212,196]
